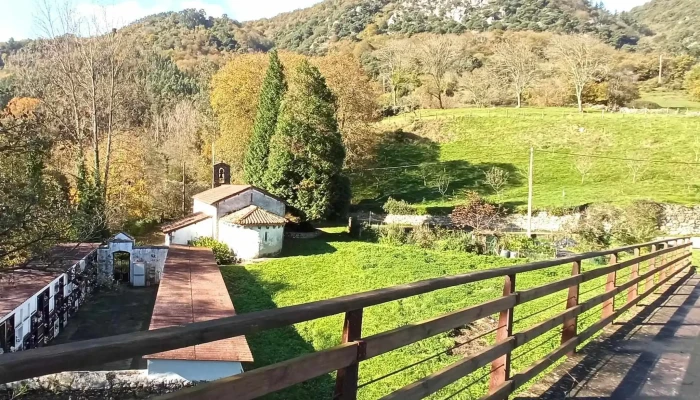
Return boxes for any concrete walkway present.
[519,269,700,399]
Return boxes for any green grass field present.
[640,90,700,110]
[219,230,668,399]
[352,107,700,212]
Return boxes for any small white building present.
[162,163,286,259]
[96,233,168,287]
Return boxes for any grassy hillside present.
[630,0,700,55]
[640,90,700,110]
[221,229,650,399]
[352,108,700,212]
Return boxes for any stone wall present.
[354,204,700,235]
[351,212,578,233]
[661,204,700,235]
[0,370,194,400]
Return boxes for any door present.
[113,251,130,283]
[132,262,145,287]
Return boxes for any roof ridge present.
[239,205,259,220]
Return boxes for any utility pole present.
[211,141,215,188]
[182,161,186,217]
[658,54,664,85]
[527,147,534,238]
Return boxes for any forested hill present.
[245,0,645,54]
[630,0,700,56]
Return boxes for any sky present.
[0,0,653,42]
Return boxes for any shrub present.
[450,191,503,233]
[613,201,662,245]
[382,197,416,215]
[434,230,478,253]
[377,224,409,246]
[191,237,234,265]
[406,225,438,248]
[570,204,617,250]
[627,99,661,109]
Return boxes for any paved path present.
[520,270,700,399]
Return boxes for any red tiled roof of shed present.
[0,243,100,317]
[144,245,253,362]
[221,205,286,226]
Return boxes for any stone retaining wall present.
[354,205,700,235]
[661,204,700,235]
[0,370,194,400]
[285,230,323,239]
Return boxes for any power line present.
[537,150,700,166]
[348,152,526,172]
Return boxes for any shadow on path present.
[517,267,700,399]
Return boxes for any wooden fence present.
[0,237,693,400]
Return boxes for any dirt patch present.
[448,316,498,357]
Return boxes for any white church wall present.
[259,226,284,256]
[251,191,285,216]
[193,200,217,217]
[169,218,213,245]
[216,191,252,219]
[218,223,261,259]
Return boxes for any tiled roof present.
[161,212,210,233]
[221,205,286,226]
[192,184,252,205]
[144,246,253,363]
[192,184,284,205]
[1,243,100,317]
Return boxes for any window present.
[264,231,268,241]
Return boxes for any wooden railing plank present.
[157,342,359,400]
[363,295,516,359]
[0,236,689,398]
[479,256,692,400]
[379,338,516,400]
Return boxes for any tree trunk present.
[576,87,583,113]
[103,63,115,200]
[516,92,522,108]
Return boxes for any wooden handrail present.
[0,237,691,400]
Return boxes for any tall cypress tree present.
[244,50,286,187]
[264,59,348,221]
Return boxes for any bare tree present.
[626,156,649,184]
[415,36,460,109]
[461,68,499,107]
[376,41,418,107]
[484,166,509,199]
[491,38,539,108]
[547,35,611,113]
[573,156,594,183]
[434,168,451,196]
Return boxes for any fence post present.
[489,274,516,393]
[334,309,364,400]
[646,244,657,293]
[659,243,668,281]
[627,247,640,304]
[602,253,617,320]
[561,260,580,355]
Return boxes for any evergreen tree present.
[264,60,348,221]
[244,50,286,187]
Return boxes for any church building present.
[162,163,286,260]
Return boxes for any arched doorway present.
[113,251,130,283]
